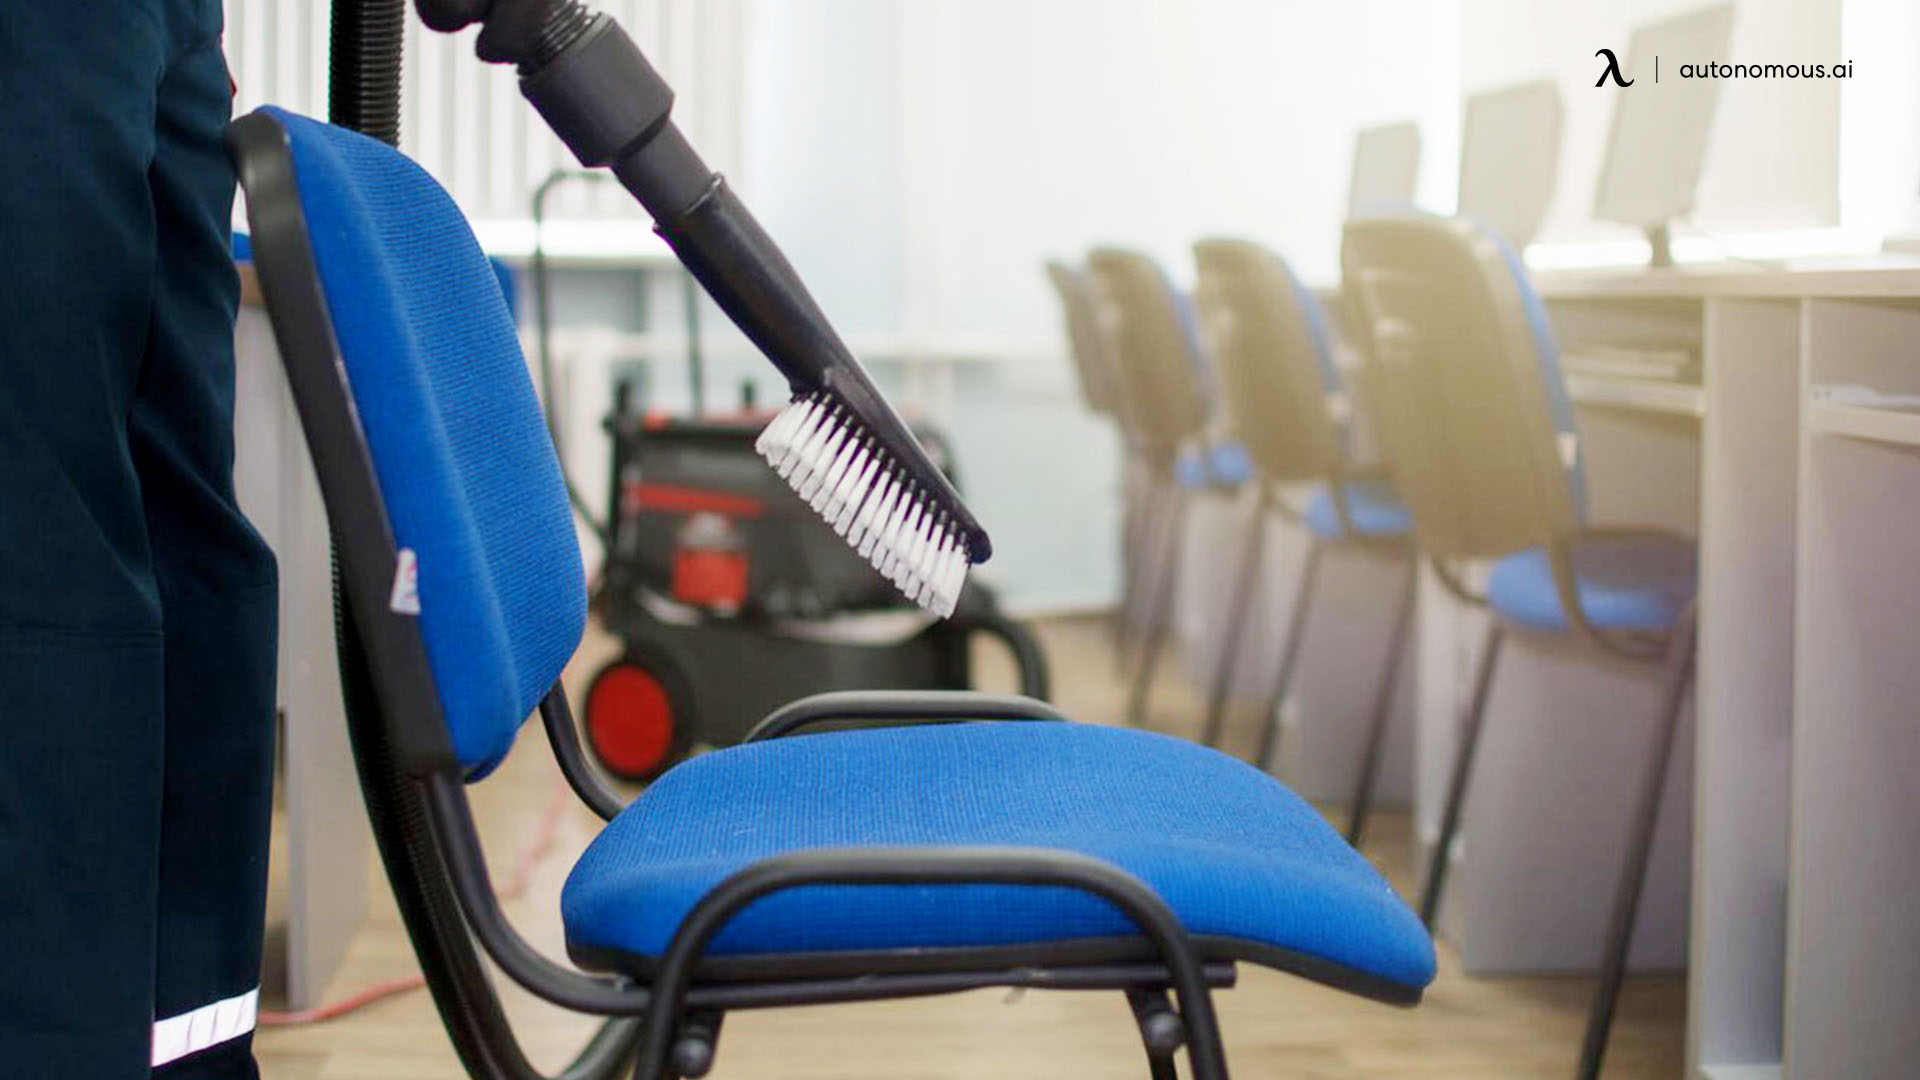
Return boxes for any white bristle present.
[856,475,900,558]
[755,399,809,459]
[780,408,836,481]
[892,503,927,594]
[810,435,862,513]
[773,402,827,476]
[833,452,881,536]
[907,514,938,597]
[877,491,916,577]
[756,394,974,616]
[824,445,873,528]
[796,422,850,501]
[918,526,950,600]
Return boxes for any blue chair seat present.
[562,722,1435,994]
[1486,533,1696,633]
[1303,476,1411,540]
[1174,443,1255,489]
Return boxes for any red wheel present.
[584,657,690,782]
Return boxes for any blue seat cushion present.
[1174,443,1254,489]
[561,723,1435,994]
[1487,533,1696,634]
[1303,476,1411,540]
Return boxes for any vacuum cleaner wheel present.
[583,650,694,783]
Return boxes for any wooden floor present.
[255,616,1684,1078]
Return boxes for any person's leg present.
[0,3,169,1076]
[138,2,280,1076]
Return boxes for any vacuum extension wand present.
[415,0,988,616]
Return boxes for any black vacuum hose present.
[329,0,407,144]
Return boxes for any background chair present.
[1341,210,1697,1080]
[1188,238,1415,846]
[1046,260,1157,651]
[1083,249,1214,715]
[235,106,1435,1080]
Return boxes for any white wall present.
[725,0,1462,609]
[898,0,1461,339]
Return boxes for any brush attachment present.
[755,389,975,617]
[651,177,991,619]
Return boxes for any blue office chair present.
[1341,211,1697,1080]
[232,106,1434,1080]
[1188,239,1416,846]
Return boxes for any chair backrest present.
[1044,260,1126,421]
[1085,248,1211,468]
[1190,238,1349,486]
[244,106,586,777]
[1339,211,1586,560]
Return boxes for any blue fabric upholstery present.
[562,722,1435,990]
[1486,533,1696,633]
[1485,225,1588,522]
[266,108,585,775]
[1303,476,1412,540]
[1173,443,1254,489]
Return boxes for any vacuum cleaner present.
[582,382,1046,780]
[525,183,1047,783]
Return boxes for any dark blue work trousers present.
[0,1,279,1076]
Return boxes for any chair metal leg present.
[1199,489,1272,748]
[1127,988,1186,1080]
[1253,539,1324,773]
[1575,605,1698,1080]
[1419,622,1505,929]
[1116,477,1170,673]
[1345,551,1416,848]
[1124,487,1190,727]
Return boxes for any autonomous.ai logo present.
[1595,48,1633,87]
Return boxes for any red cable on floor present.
[259,774,576,1026]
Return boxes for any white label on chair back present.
[390,548,421,615]
[1557,431,1580,471]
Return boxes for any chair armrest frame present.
[743,690,1067,744]
[541,686,628,822]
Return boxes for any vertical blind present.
[224,0,748,224]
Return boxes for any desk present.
[1424,260,1920,1080]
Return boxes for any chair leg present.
[1124,487,1190,727]
[1419,622,1505,929]
[1345,551,1416,848]
[1199,490,1272,748]
[1116,478,1170,673]
[1126,986,1229,1080]
[1575,605,1698,1080]
[1253,539,1324,774]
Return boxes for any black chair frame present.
[233,111,1420,1080]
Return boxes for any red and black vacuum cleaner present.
[526,175,1046,783]
[578,384,1048,782]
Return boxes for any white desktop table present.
[1432,259,1920,1080]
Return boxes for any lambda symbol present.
[1595,48,1634,87]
